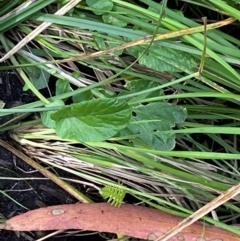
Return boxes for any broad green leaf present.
[51,99,131,142]
[86,0,113,15]
[119,79,163,103]
[41,100,65,128]
[127,43,197,72]
[119,102,187,150]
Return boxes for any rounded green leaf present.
[51,99,131,142]
[118,102,187,150]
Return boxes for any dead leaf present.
[0,203,239,241]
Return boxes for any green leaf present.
[94,34,123,55]
[127,44,197,72]
[93,88,117,98]
[102,14,128,27]
[107,34,124,56]
[17,55,50,90]
[41,100,65,128]
[94,35,106,50]
[86,0,113,15]
[56,79,71,103]
[51,99,131,142]
[119,79,163,103]
[119,102,187,150]
[72,89,93,103]
[56,79,71,96]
